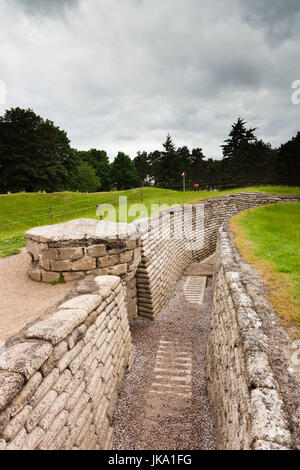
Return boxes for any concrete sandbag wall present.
[1,191,296,451]
[135,192,300,318]
[0,275,133,450]
[26,220,141,321]
[207,222,300,450]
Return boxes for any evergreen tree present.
[176,146,191,184]
[221,117,258,186]
[204,158,223,188]
[245,140,275,184]
[134,151,149,186]
[276,132,300,185]
[147,149,162,184]
[155,135,183,188]
[111,152,137,190]
[189,148,206,187]
[222,117,257,160]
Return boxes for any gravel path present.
[112,276,216,450]
[0,249,74,341]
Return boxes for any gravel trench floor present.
[112,276,216,450]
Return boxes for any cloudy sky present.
[0,0,300,159]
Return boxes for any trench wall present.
[207,222,300,450]
[0,275,133,450]
[135,192,300,318]
[26,224,141,321]
[25,193,299,321]
[5,191,299,451]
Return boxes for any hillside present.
[1,186,299,257]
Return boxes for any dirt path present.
[112,275,216,450]
[0,249,74,342]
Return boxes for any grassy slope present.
[231,203,300,337]
[0,185,299,257]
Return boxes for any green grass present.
[51,274,66,286]
[231,185,300,195]
[0,186,299,257]
[231,203,300,336]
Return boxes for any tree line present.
[135,118,300,189]
[0,108,299,194]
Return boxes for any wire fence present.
[0,192,144,229]
[152,180,300,191]
[0,194,115,218]
[0,192,125,219]
[0,182,298,233]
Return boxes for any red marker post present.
[182,172,185,192]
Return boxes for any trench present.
[112,260,216,450]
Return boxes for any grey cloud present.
[0,0,299,159]
[16,0,79,16]
[241,0,300,43]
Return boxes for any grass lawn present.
[0,185,299,257]
[231,203,300,338]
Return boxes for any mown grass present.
[0,186,299,257]
[231,203,300,338]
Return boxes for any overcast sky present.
[1,0,300,159]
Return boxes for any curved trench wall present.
[207,222,300,450]
[25,193,299,321]
[0,275,133,450]
[135,192,300,318]
[26,220,141,321]
[1,191,298,451]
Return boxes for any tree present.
[134,151,149,186]
[73,161,101,193]
[0,107,72,193]
[78,148,111,191]
[276,133,300,185]
[145,138,209,189]
[189,148,206,186]
[61,148,82,190]
[111,152,137,190]
[221,117,258,186]
[147,149,162,184]
[222,117,257,160]
[246,140,276,184]
[153,135,183,188]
